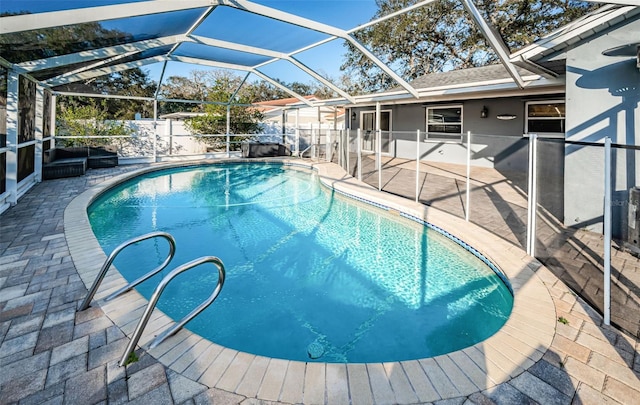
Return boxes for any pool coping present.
[64,158,557,404]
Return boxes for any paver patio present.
[0,159,639,404]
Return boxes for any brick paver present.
[1,160,639,404]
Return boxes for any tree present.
[183,71,264,151]
[54,68,157,120]
[56,98,134,147]
[341,0,597,93]
[158,70,224,114]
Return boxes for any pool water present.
[88,163,513,363]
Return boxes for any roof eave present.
[510,5,640,63]
[344,75,565,106]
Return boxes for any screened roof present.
[0,0,635,107]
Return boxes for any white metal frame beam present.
[169,56,315,106]
[250,71,315,107]
[222,0,420,98]
[191,35,287,60]
[582,0,640,4]
[460,0,525,88]
[1,0,432,100]
[46,56,166,86]
[0,0,221,34]
[286,57,356,103]
[3,0,625,108]
[169,55,252,71]
[17,35,186,73]
[192,36,356,102]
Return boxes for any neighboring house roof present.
[256,96,344,118]
[255,96,319,109]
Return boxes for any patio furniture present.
[43,146,118,179]
[43,157,88,180]
[241,142,291,158]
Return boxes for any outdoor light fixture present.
[496,114,517,120]
[602,42,640,70]
[351,112,357,121]
[480,106,488,118]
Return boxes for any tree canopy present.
[159,69,338,115]
[341,0,597,93]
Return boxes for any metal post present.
[346,129,350,173]
[226,104,231,158]
[604,137,612,325]
[165,118,172,156]
[415,130,420,203]
[465,131,471,222]
[50,94,57,149]
[375,101,381,171]
[35,85,44,182]
[281,109,286,141]
[326,130,332,162]
[338,129,342,168]
[526,133,538,256]
[311,125,316,160]
[377,128,382,191]
[357,128,362,181]
[295,109,300,157]
[153,99,158,162]
[317,107,321,160]
[6,70,19,205]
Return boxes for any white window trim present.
[425,104,463,140]
[525,100,565,137]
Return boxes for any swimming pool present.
[88,162,513,363]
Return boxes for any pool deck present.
[1,159,639,404]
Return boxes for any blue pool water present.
[88,163,513,363]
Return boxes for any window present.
[526,101,565,135]
[426,105,462,139]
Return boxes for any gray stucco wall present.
[348,95,566,219]
[350,96,561,173]
[564,16,640,236]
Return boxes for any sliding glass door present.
[360,111,391,154]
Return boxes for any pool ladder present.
[77,231,226,367]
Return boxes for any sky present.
[0,0,384,90]
[3,0,381,87]
[146,0,380,85]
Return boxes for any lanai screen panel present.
[173,43,274,68]
[191,7,331,54]
[0,0,150,14]
[0,6,207,64]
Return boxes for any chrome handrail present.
[119,256,226,367]
[79,232,176,311]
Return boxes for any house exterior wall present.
[349,95,561,172]
[349,94,566,219]
[564,16,640,236]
